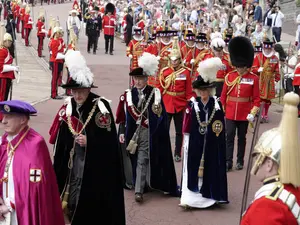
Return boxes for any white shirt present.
[284,55,297,74]
[189,10,198,23]
[234,5,243,16]
[271,11,284,28]
[231,14,239,25]
[3,135,18,225]
[67,15,81,31]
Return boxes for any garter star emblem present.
[95,112,111,131]
[58,108,66,121]
[212,120,223,137]
[30,169,42,183]
[152,103,162,117]
[3,105,10,112]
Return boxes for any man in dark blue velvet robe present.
[116,67,178,203]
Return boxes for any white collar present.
[7,134,18,142]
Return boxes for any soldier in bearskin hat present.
[220,37,261,171]
[102,2,116,55]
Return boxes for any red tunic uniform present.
[145,42,173,87]
[180,42,195,69]
[102,14,115,36]
[137,19,145,30]
[24,13,33,46]
[36,20,45,57]
[241,183,300,225]
[158,66,193,114]
[220,71,260,121]
[126,39,145,70]
[294,63,300,86]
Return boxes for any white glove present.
[28,21,33,24]
[289,73,295,78]
[42,29,48,34]
[56,53,65,60]
[128,54,133,58]
[258,67,264,72]
[2,65,18,73]
[183,59,186,65]
[190,59,195,64]
[157,56,161,60]
[246,114,255,123]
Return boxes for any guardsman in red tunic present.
[220,37,260,171]
[36,13,47,57]
[203,36,233,97]
[241,92,300,225]
[20,3,26,39]
[102,3,115,55]
[24,5,33,46]
[158,37,193,162]
[145,30,177,87]
[0,33,17,106]
[14,1,21,33]
[191,33,210,81]
[180,31,195,70]
[292,58,300,117]
[252,41,280,123]
[49,27,64,99]
[126,28,145,71]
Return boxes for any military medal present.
[199,126,207,135]
[152,103,162,117]
[212,120,223,137]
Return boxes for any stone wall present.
[279,0,299,21]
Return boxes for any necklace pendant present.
[199,126,206,135]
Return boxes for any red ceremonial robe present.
[0,127,65,225]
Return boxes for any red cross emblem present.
[95,112,111,131]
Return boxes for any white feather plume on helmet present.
[197,57,223,83]
[210,37,226,49]
[210,32,222,40]
[138,52,159,76]
[65,50,94,87]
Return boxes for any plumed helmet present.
[3,33,12,42]
[228,36,254,68]
[105,2,115,13]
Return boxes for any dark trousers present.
[104,34,114,53]
[226,119,249,166]
[87,35,97,53]
[21,21,25,39]
[37,35,44,57]
[167,111,184,157]
[272,27,282,42]
[49,61,63,98]
[283,77,294,93]
[25,28,31,46]
[215,81,224,97]
[0,78,12,101]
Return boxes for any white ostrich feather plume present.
[210,32,222,40]
[65,50,94,87]
[138,52,159,76]
[197,57,223,83]
[210,37,226,49]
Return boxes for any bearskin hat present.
[228,36,254,68]
[105,3,115,14]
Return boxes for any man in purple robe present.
[0,100,65,225]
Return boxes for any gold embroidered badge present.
[152,103,162,117]
[212,120,223,137]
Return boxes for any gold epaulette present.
[160,67,169,76]
[183,66,191,71]
[199,51,211,61]
[265,183,284,201]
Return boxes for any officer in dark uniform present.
[85,7,102,54]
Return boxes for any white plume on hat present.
[138,52,159,76]
[197,57,223,83]
[65,51,94,87]
[210,37,226,49]
[210,32,222,40]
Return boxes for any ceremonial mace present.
[239,104,263,223]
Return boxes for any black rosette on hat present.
[228,36,254,68]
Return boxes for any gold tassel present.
[126,139,138,154]
[61,184,70,210]
[198,157,205,177]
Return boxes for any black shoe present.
[110,52,113,55]
[52,96,63,100]
[93,51,96,55]
[87,50,90,54]
[226,162,232,172]
[135,193,143,203]
[105,51,108,54]
[174,155,181,162]
[235,163,244,170]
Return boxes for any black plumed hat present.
[192,76,215,89]
[105,3,115,13]
[129,67,147,77]
[228,36,254,68]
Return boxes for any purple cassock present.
[0,100,65,225]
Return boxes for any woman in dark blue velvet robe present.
[180,74,229,208]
